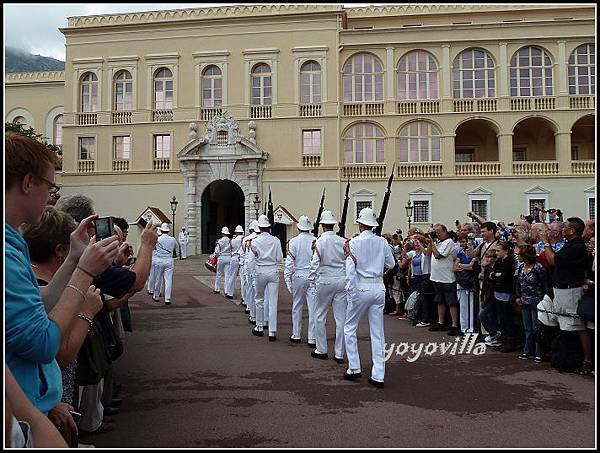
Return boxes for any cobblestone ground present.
[81,256,595,448]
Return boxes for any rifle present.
[374,168,394,236]
[312,187,326,237]
[268,186,275,227]
[337,179,350,238]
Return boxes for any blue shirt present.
[5,224,62,414]
[457,249,471,265]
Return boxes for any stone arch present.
[455,118,500,162]
[6,107,35,128]
[571,114,594,161]
[45,106,64,143]
[512,117,557,160]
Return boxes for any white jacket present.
[345,230,395,292]
[250,232,283,269]
[284,231,316,288]
[214,236,232,258]
[309,231,346,282]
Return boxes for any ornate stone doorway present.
[201,180,245,253]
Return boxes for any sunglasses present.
[37,175,62,196]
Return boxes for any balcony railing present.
[201,107,222,121]
[152,110,173,122]
[343,103,362,116]
[342,164,387,180]
[398,100,440,114]
[112,111,132,124]
[250,105,271,119]
[453,99,498,112]
[302,155,321,167]
[511,97,556,111]
[365,103,384,115]
[299,104,322,117]
[77,113,97,125]
[513,161,559,175]
[455,162,501,176]
[397,163,443,179]
[570,96,595,109]
[571,160,595,174]
[153,158,171,171]
[112,160,130,172]
[77,160,95,173]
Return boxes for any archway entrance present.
[201,180,245,253]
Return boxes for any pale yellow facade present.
[5,4,596,254]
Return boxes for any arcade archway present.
[201,180,245,253]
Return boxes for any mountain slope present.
[5,46,65,73]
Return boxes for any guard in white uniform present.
[214,226,232,295]
[148,227,163,296]
[153,223,178,305]
[178,227,189,259]
[242,220,259,322]
[309,210,348,362]
[250,215,283,341]
[225,225,245,299]
[343,208,395,388]
[284,215,317,345]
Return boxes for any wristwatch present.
[544,242,551,247]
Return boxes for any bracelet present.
[66,284,86,299]
[76,265,98,279]
[77,313,94,330]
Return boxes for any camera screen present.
[96,219,111,237]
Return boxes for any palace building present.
[5,4,595,254]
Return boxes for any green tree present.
[5,121,62,169]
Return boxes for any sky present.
[3,3,379,61]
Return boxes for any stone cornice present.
[5,71,65,83]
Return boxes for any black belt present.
[554,283,582,290]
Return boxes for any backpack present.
[550,330,584,373]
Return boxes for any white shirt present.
[251,232,283,267]
[214,236,232,257]
[230,234,244,258]
[309,231,346,281]
[178,231,189,244]
[240,232,258,269]
[284,231,316,285]
[154,234,177,259]
[345,230,395,291]
[430,237,457,283]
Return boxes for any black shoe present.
[248,316,256,325]
[165,301,172,306]
[311,351,328,360]
[307,341,316,348]
[447,327,462,336]
[334,357,345,364]
[241,302,247,307]
[225,295,234,300]
[268,335,276,342]
[428,323,447,332]
[245,309,251,315]
[252,328,264,337]
[290,336,301,344]
[103,406,120,416]
[213,290,220,294]
[343,371,362,381]
[109,397,123,407]
[368,377,385,388]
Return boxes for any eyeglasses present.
[37,175,62,196]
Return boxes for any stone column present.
[555,130,571,175]
[182,167,198,255]
[498,42,510,110]
[497,132,513,175]
[441,134,455,176]
[441,44,452,112]
[385,46,396,114]
[557,40,569,109]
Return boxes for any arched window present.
[343,123,385,164]
[397,122,441,162]
[202,65,222,107]
[53,115,63,149]
[251,63,272,105]
[510,46,553,97]
[569,44,595,95]
[114,70,133,111]
[13,116,27,126]
[80,72,98,112]
[343,53,384,102]
[300,60,321,104]
[453,49,495,99]
[398,51,438,100]
[154,68,173,109]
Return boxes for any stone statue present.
[189,122,198,140]
[248,121,257,143]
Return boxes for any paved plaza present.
[82,256,595,448]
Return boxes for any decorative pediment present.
[409,187,433,195]
[352,188,376,197]
[467,187,492,195]
[273,205,297,225]
[584,186,595,193]
[524,185,550,195]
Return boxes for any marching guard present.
[214,226,232,295]
[178,226,189,259]
[343,207,395,388]
[224,225,245,299]
[241,220,259,320]
[284,216,317,345]
[152,223,178,305]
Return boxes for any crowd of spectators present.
[384,209,595,376]
[5,132,157,447]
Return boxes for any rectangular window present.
[413,201,429,223]
[471,200,488,219]
[529,199,546,217]
[513,147,526,161]
[571,146,579,161]
[154,135,171,159]
[79,137,96,160]
[114,136,131,160]
[302,130,321,155]
[589,198,595,220]
[456,149,475,162]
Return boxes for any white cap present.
[235,225,244,234]
[160,222,170,232]
[249,220,259,232]
[156,227,162,234]
[356,207,379,227]
[181,226,186,230]
[319,210,337,225]
[221,226,230,235]
[296,215,311,231]
[257,214,271,228]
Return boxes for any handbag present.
[75,318,111,386]
[404,291,419,312]
[96,308,124,361]
[120,301,133,332]
[577,292,594,322]
[455,269,477,290]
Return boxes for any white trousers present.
[180,243,188,259]
[344,287,386,382]
[78,380,104,432]
[148,260,164,295]
[291,274,316,340]
[255,268,279,334]
[458,286,475,333]
[214,256,231,293]
[153,258,174,302]
[239,264,246,301]
[225,256,240,297]
[245,267,256,318]
[314,278,347,358]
